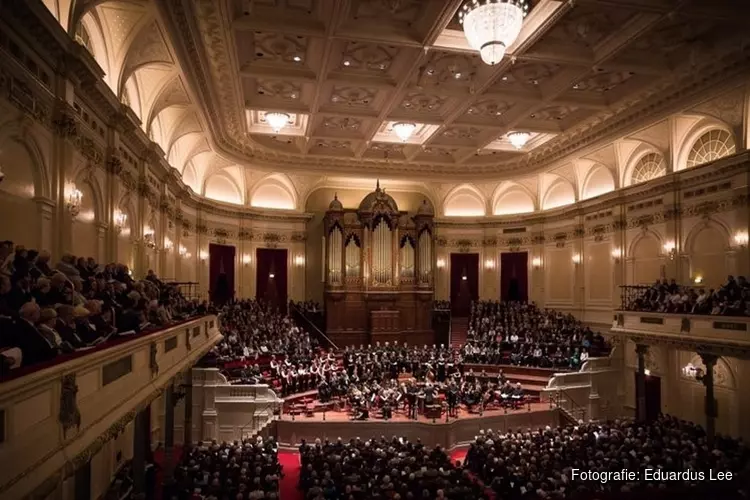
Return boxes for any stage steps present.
[450,316,469,349]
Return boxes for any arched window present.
[686,129,735,168]
[631,153,666,185]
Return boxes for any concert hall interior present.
[2,0,750,499]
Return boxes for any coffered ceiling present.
[153,0,750,179]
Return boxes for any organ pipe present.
[419,230,432,284]
[345,237,360,277]
[373,218,392,284]
[328,227,342,284]
[400,238,415,278]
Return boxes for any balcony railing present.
[612,310,750,350]
[0,315,222,500]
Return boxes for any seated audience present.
[465,416,750,499]
[625,277,749,316]
[173,436,281,500]
[299,436,488,500]
[464,301,608,369]
[0,240,208,375]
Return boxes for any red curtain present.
[450,253,478,317]
[500,251,528,302]
[209,243,236,306]
[256,248,288,312]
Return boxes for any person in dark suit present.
[15,301,58,366]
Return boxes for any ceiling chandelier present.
[508,131,530,149]
[459,0,530,66]
[265,112,291,133]
[392,122,417,142]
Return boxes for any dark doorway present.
[645,374,661,421]
[500,252,528,302]
[635,372,662,421]
[450,253,479,317]
[256,248,288,312]
[209,243,236,306]
[74,458,92,500]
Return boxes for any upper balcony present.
[612,285,750,356]
[0,315,222,500]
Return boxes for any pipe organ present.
[323,184,435,346]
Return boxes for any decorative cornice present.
[160,0,750,178]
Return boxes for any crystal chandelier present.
[508,131,530,149]
[392,122,417,142]
[264,112,290,133]
[459,0,530,66]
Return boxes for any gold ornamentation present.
[59,374,81,438]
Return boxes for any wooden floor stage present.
[271,403,562,448]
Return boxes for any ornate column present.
[183,369,193,447]
[635,343,648,422]
[51,103,79,257]
[613,211,627,308]
[95,222,108,263]
[132,407,149,499]
[34,197,56,253]
[699,353,718,448]
[163,381,176,491]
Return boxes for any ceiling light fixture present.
[459,0,530,66]
[392,122,417,142]
[265,112,290,133]
[508,131,530,149]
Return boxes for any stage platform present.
[271,403,562,448]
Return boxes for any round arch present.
[581,164,615,200]
[249,173,298,210]
[627,228,665,258]
[491,183,536,215]
[683,217,732,254]
[203,173,244,205]
[541,179,575,210]
[0,118,51,199]
[443,184,486,217]
[624,147,667,187]
[676,119,736,172]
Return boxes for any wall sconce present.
[164,238,173,251]
[531,257,542,269]
[693,275,703,284]
[644,369,651,376]
[114,211,128,234]
[199,250,208,262]
[66,186,82,218]
[436,258,446,269]
[572,253,581,265]
[663,240,676,260]
[461,274,468,281]
[178,245,187,257]
[484,259,496,270]
[682,363,705,381]
[611,247,622,263]
[269,272,275,279]
[294,255,305,267]
[242,254,251,266]
[734,230,749,248]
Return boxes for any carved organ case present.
[323,184,435,346]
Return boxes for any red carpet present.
[279,451,303,500]
[450,447,467,464]
[450,316,469,349]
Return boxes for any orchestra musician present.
[447,381,459,417]
[511,382,524,409]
